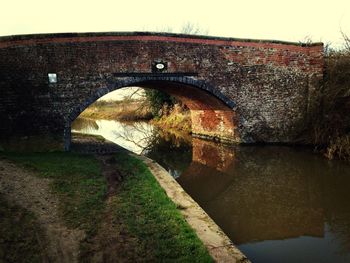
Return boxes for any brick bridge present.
[0,32,324,150]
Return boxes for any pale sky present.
[99,87,145,101]
[1,0,350,47]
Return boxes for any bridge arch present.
[64,76,239,150]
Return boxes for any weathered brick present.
[0,32,324,150]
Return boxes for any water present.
[72,118,154,154]
[72,117,350,263]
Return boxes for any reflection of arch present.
[177,138,236,202]
[178,145,325,245]
[64,76,238,150]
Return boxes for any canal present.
[72,117,350,263]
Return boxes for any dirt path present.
[0,158,85,263]
[0,152,149,263]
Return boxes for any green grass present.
[0,195,46,263]
[2,152,106,234]
[2,151,212,262]
[113,152,212,262]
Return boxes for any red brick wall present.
[0,32,324,149]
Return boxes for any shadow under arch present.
[64,76,238,151]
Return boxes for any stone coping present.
[0,31,322,47]
[136,154,250,263]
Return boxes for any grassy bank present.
[78,97,192,135]
[80,99,152,121]
[111,152,211,262]
[1,151,212,261]
[0,195,47,262]
[2,152,106,233]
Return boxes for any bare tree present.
[299,35,314,45]
[341,30,350,52]
[122,87,145,101]
[113,122,156,153]
[180,22,209,35]
[156,26,174,33]
[152,22,209,35]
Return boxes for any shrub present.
[311,33,350,160]
[144,89,176,117]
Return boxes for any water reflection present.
[72,117,350,263]
[178,143,350,263]
[72,118,153,154]
[71,117,99,131]
[144,130,192,178]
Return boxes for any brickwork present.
[0,32,324,150]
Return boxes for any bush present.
[311,33,350,159]
[144,89,176,117]
[324,135,350,161]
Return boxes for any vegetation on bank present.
[151,103,192,134]
[1,151,212,262]
[78,89,193,135]
[310,34,350,161]
[79,99,153,121]
[144,89,176,117]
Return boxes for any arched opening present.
[65,77,239,151]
